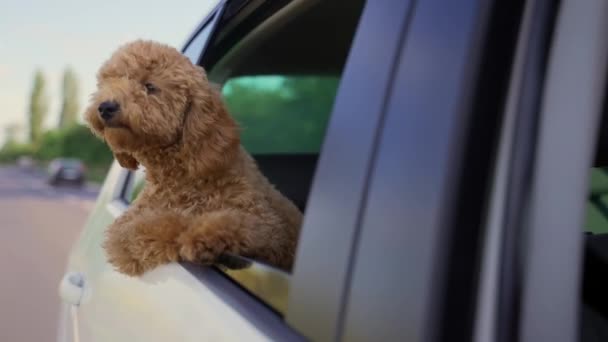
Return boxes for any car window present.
[198,0,366,314]
[123,0,367,315]
[183,12,217,64]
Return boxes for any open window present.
[203,0,366,314]
[122,0,367,315]
[204,0,365,216]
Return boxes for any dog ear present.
[115,152,139,170]
[181,84,240,176]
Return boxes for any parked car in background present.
[58,0,608,341]
[48,158,86,187]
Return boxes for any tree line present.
[0,68,113,180]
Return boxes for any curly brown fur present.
[85,40,302,276]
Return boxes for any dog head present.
[85,40,239,173]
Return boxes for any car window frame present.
[473,0,558,340]
[283,0,417,339]
[517,1,608,341]
[181,0,227,65]
[473,1,608,341]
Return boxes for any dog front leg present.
[104,210,189,276]
[177,209,294,270]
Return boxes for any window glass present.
[183,13,216,64]
[118,0,366,314]
[222,75,339,154]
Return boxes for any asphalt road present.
[0,166,98,342]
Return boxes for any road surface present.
[0,166,98,342]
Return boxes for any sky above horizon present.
[0,0,217,143]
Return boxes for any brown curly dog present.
[84,40,302,276]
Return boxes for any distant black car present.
[47,158,85,186]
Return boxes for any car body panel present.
[519,1,608,340]
[285,0,415,339]
[341,0,490,340]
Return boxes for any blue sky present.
[0,0,217,143]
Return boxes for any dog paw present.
[104,212,187,276]
[107,253,147,276]
[177,226,234,264]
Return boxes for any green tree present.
[28,70,48,144]
[58,67,80,128]
[34,124,113,167]
[3,123,20,145]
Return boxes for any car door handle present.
[59,272,85,306]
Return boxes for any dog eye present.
[144,82,158,94]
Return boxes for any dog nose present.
[98,101,120,121]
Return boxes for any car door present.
[489,1,608,341]
[292,0,605,341]
[326,0,527,340]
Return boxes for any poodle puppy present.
[85,40,302,276]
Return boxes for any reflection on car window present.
[183,13,216,64]
[222,76,339,154]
